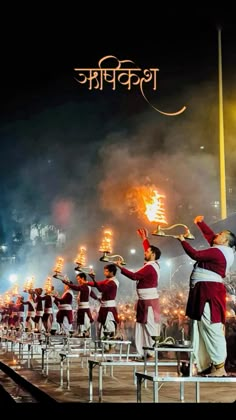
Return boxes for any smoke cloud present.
[1,75,236,296]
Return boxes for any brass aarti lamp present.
[53,256,65,281]
[99,228,126,265]
[152,223,195,239]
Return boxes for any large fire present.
[144,189,167,224]
[127,185,168,225]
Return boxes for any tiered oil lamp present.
[99,229,112,261]
[23,276,35,293]
[143,189,168,227]
[99,229,126,264]
[142,188,195,239]
[44,276,53,293]
[74,246,93,273]
[11,284,19,296]
[4,292,11,305]
[53,256,65,281]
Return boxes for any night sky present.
[0,7,236,289]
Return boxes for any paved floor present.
[0,347,236,404]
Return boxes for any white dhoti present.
[135,306,160,357]
[192,302,227,372]
[62,316,72,335]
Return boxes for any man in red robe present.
[62,272,98,337]
[176,215,236,376]
[88,264,119,339]
[116,228,161,359]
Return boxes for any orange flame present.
[23,276,35,292]
[99,229,112,253]
[44,276,53,293]
[126,184,168,225]
[4,293,11,304]
[143,189,167,224]
[54,257,64,274]
[11,284,19,296]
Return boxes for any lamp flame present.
[4,293,11,304]
[23,276,35,293]
[54,257,64,274]
[74,246,87,267]
[44,276,53,293]
[11,284,19,296]
[99,229,112,254]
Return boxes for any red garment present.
[22,300,35,312]
[136,299,160,323]
[9,303,17,326]
[54,290,73,305]
[22,300,35,322]
[64,282,97,324]
[54,290,73,325]
[38,294,54,323]
[39,294,53,309]
[182,221,227,323]
[33,295,43,312]
[16,303,25,322]
[87,278,119,325]
[65,282,98,301]
[121,264,159,289]
[120,239,160,323]
[143,238,150,252]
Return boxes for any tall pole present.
[218,27,227,219]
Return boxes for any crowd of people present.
[0,215,236,377]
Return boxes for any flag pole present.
[218,26,227,219]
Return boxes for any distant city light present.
[212,201,220,208]
[130,249,136,254]
[0,245,7,252]
[9,274,18,283]
[200,145,205,150]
